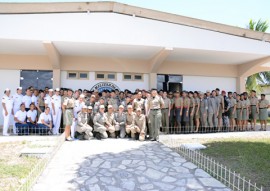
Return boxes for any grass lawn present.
[0,141,39,191]
[202,138,270,190]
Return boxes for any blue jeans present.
[27,122,37,134]
[37,123,51,135]
[15,123,29,135]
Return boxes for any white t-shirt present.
[38,112,52,124]
[12,93,23,111]
[27,109,37,122]
[15,110,27,122]
[31,95,38,106]
[22,95,32,108]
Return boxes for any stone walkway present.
[32,139,230,191]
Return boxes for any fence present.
[16,133,65,191]
[165,140,263,191]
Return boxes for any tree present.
[245,19,269,93]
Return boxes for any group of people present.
[1,86,269,141]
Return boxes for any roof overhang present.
[0,1,269,42]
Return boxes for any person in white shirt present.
[12,87,23,135]
[22,89,32,111]
[2,88,14,136]
[52,88,62,135]
[71,94,85,139]
[14,104,29,135]
[37,107,52,135]
[44,89,53,114]
[27,103,37,134]
[31,89,39,107]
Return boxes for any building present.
[0,2,270,124]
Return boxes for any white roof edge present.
[0,1,269,42]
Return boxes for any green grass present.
[0,141,39,191]
[0,157,38,179]
[202,138,270,190]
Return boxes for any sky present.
[1,0,269,32]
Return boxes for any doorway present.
[157,74,182,92]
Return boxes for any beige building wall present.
[0,53,259,93]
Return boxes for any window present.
[79,72,88,79]
[123,73,143,81]
[67,71,89,80]
[134,74,143,80]
[68,72,77,79]
[123,74,132,80]
[95,72,116,80]
[107,73,116,80]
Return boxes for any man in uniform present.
[174,90,183,133]
[12,87,23,135]
[87,106,94,128]
[52,88,62,135]
[249,90,259,131]
[22,88,32,112]
[193,91,200,132]
[93,97,105,114]
[2,88,13,136]
[228,92,236,131]
[108,90,119,112]
[168,91,175,132]
[258,94,269,131]
[161,91,171,134]
[114,105,126,138]
[71,94,85,139]
[147,89,164,141]
[207,90,219,131]
[105,105,117,138]
[182,91,190,132]
[134,107,146,141]
[14,103,29,135]
[62,89,75,141]
[132,91,145,113]
[188,91,195,132]
[216,88,224,132]
[76,105,93,140]
[125,105,136,138]
[199,91,208,131]
[93,105,108,139]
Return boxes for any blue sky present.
[1,0,269,32]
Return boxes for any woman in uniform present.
[259,94,269,131]
[62,89,75,141]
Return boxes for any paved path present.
[33,139,230,191]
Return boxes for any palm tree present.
[245,19,269,93]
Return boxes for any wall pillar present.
[149,73,157,89]
[236,76,246,93]
[53,69,61,89]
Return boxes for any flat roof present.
[0,1,270,43]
